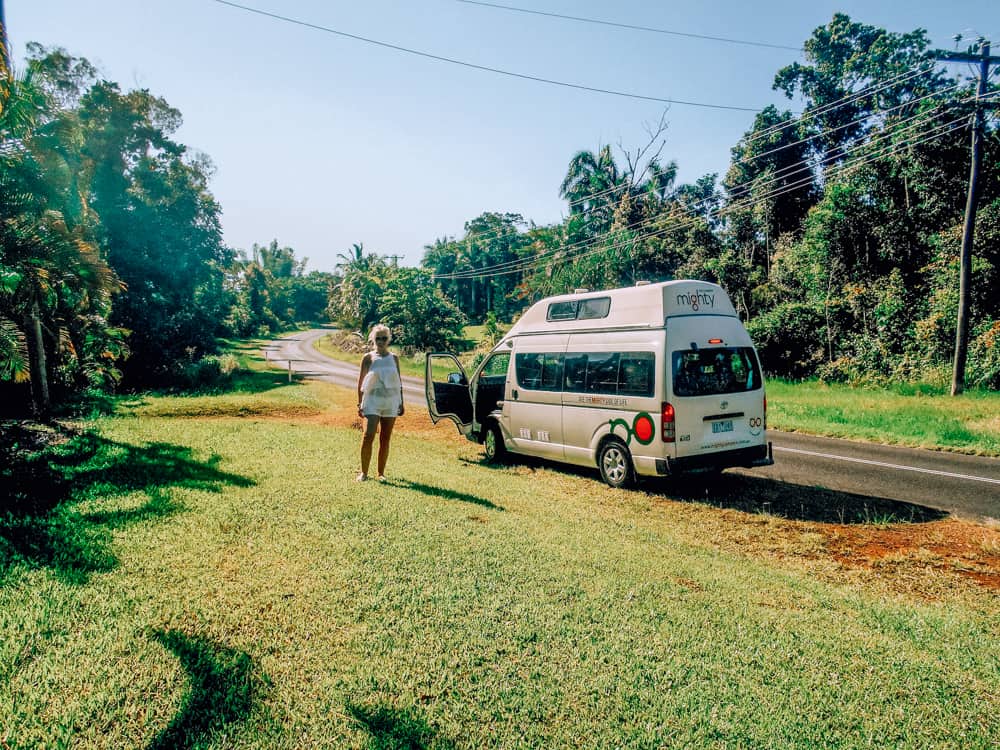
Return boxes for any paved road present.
[267,329,1000,522]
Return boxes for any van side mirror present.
[447,372,467,386]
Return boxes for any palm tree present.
[1,69,122,415]
[559,145,623,219]
[335,242,365,273]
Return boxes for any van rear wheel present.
[483,422,506,463]
[599,439,634,489]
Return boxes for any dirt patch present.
[817,518,1000,590]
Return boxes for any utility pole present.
[934,41,1000,395]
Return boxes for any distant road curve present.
[266,329,1000,522]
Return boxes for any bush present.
[746,302,828,378]
[174,354,240,391]
[968,320,1000,390]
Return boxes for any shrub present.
[746,302,828,378]
[968,320,1000,390]
[174,354,239,391]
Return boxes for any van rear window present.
[672,348,762,397]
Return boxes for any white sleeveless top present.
[360,351,402,415]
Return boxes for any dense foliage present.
[0,48,334,413]
[3,14,999,415]
[419,16,999,389]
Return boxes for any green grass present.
[1,375,997,748]
[768,379,1000,455]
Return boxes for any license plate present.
[712,420,733,434]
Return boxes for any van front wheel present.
[599,439,634,489]
[483,422,506,463]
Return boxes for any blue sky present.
[7,0,998,271]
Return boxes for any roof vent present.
[635,280,651,286]
[573,288,589,294]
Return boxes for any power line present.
[437,103,961,272]
[744,63,941,145]
[433,115,968,280]
[462,120,966,281]
[431,89,966,254]
[455,0,803,53]
[559,79,962,216]
[209,0,765,112]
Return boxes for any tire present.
[483,422,507,463]
[598,439,634,489]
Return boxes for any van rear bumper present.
[655,442,774,475]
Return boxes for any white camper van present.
[425,280,773,488]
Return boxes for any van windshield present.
[671,348,761,397]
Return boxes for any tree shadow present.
[0,423,254,584]
[148,629,268,750]
[346,700,455,750]
[647,472,947,525]
[382,478,503,511]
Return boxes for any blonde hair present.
[368,324,392,347]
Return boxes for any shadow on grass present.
[0,423,254,584]
[460,454,943,525]
[149,629,268,750]
[346,701,455,750]
[649,472,948,525]
[383,478,503,511]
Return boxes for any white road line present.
[774,446,1000,485]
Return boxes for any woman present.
[356,324,404,481]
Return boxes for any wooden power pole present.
[935,41,1000,395]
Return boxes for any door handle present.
[512,389,519,400]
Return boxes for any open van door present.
[425,353,474,436]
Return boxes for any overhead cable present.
[210,0,765,111]
[456,0,803,52]
[432,91,965,253]
[433,114,968,280]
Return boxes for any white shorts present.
[363,405,399,418]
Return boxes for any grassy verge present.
[1,368,998,748]
[768,379,1000,456]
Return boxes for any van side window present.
[547,301,577,321]
[546,297,612,321]
[563,351,653,396]
[563,355,587,392]
[578,297,611,320]
[540,353,564,390]
[515,353,563,391]
[618,353,655,396]
[480,352,510,383]
[583,352,620,393]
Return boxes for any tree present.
[376,267,466,351]
[1,65,123,414]
[328,247,388,331]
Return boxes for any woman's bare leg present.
[360,415,379,477]
[376,417,396,476]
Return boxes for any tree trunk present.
[26,300,50,418]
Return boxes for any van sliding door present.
[508,336,567,459]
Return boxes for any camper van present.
[424,280,773,488]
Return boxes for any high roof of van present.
[505,279,739,336]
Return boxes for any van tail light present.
[763,395,767,430]
[661,402,675,443]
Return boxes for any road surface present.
[267,329,1000,522]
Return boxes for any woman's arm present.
[394,354,405,416]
